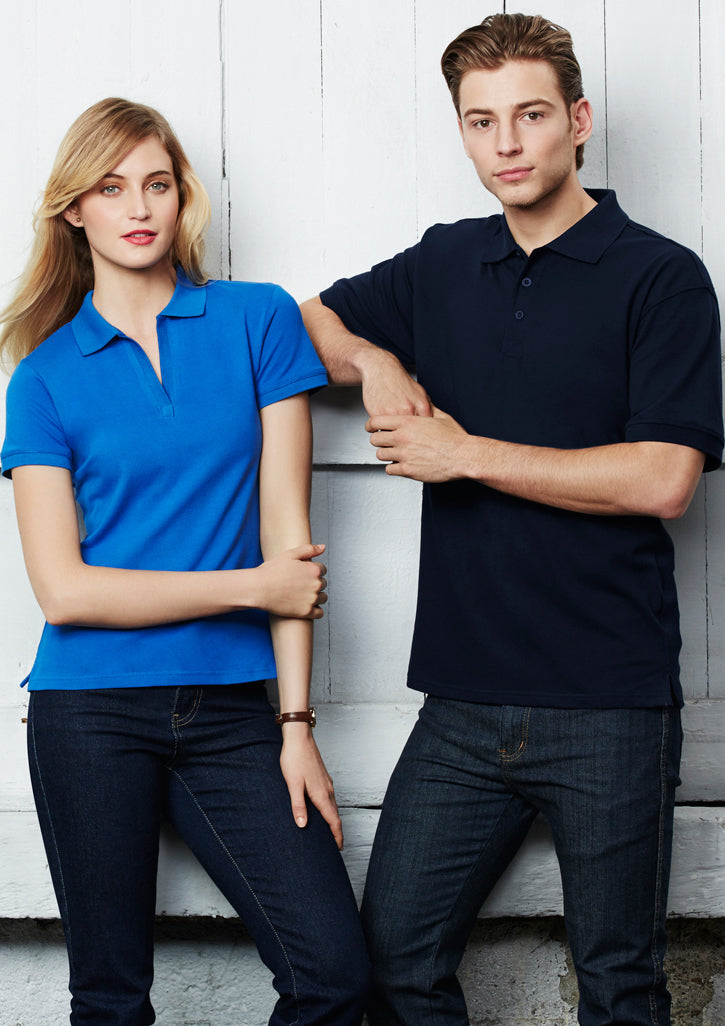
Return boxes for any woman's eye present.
[101,184,120,195]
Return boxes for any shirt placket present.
[502,254,536,358]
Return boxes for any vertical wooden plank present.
[326,468,421,703]
[415,2,504,229]
[0,2,39,311]
[225,0,324,297]
[605,0,701,251]
[700,0,725,700]
[320,0,417,280]
[701,0,725,305]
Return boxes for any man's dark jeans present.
[362,696,682,1026]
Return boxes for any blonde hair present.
[0,98,211,368]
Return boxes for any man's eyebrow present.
[462,98,556,118]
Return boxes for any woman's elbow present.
[33,579,84,626]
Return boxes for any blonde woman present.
[1,98,368,1026]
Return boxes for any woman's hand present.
[254,543,327,619]
[279,725,343,850]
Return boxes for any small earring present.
[75,217,81,223]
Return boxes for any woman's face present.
[64,136,179,280]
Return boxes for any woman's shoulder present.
[12,319,79,381]
[200,277,302,324]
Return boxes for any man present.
[301,13,723,1026]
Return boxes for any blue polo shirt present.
[321,190,723,708]
[2,272,327,690]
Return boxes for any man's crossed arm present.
[301,296,705,521]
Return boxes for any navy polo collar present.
[72,268,207,356]
[481,189,629,266]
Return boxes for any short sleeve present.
[625,281,723,471]
[320,242,419,365]
[1,361,72,477]
[253,285,328,409]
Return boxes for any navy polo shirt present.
[321,190,723,708]
[2,272,327,689]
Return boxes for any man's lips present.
[122,230,158,245]
[494,167,533,182]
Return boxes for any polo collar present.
[480,189,629,266]
[72,268,207,356]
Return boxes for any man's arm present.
[367,406,705,519]
[300,296,432,416]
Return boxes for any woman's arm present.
[11,465,327,626]
[258,392,343,849]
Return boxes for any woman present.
[1,98,368,1026]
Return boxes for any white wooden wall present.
[1,0,724,921]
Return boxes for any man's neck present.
[504,182,597,256]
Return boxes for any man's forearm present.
[367,408,705,519]
[300,296,381,385]
[458,436,705,519]
[301,295,431,416]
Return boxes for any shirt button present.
[522,277,532,287]
[515,310,524,320]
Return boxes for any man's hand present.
[366,405,471,482]
[360,348,432,418]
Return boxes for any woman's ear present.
[62,206,83,227]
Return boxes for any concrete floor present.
[1,917,723,1025]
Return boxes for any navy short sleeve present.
[320,244,419,365]
[625,278,723,470]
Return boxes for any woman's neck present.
[91,261,177,337]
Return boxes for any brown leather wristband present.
[275,707,316,728]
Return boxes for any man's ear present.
[571,98,594,148]
[62,206,83,227]
[458,117,471,159]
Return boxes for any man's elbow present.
[647,474,701,521]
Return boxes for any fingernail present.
[296,816,306,826]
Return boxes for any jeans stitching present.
[168,767,301,1024]
[172,686,203,727]
[28,702,75,983]
[498,706,531,763]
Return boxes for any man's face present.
[457,59,590,213]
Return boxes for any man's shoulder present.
[420,213,503,244]
[413,214,506,266]
[616,218,715,293]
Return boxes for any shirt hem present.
[406,677,683,709]
[26,666,279,691]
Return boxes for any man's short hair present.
[441,13,586,170]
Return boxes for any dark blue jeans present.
[28,683,369,1026]
[361,697,682,1026]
